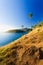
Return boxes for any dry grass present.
[0,26,43,65]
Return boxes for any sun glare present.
[0,24,12,33]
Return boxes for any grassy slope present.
[0,26,43,65]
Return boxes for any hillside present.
[0,25,43,65]
[7,28,32,33]
[33,21,43,28]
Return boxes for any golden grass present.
[0,26,43,65]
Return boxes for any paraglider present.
[29,13,33,18]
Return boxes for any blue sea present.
[0,32,26,46]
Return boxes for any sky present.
[0,0,43,30]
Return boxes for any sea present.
[0,32,27,46]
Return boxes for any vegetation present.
[0,22,43,65]
[32,21,43,28]
[21,25,24,29]
[7,28,32,33]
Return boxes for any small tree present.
[21,25,24,29]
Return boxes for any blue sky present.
[0,0,43,29]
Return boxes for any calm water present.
[0,32,26,46]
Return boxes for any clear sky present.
[0,0,43,29]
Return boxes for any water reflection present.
[0,32,26,46]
